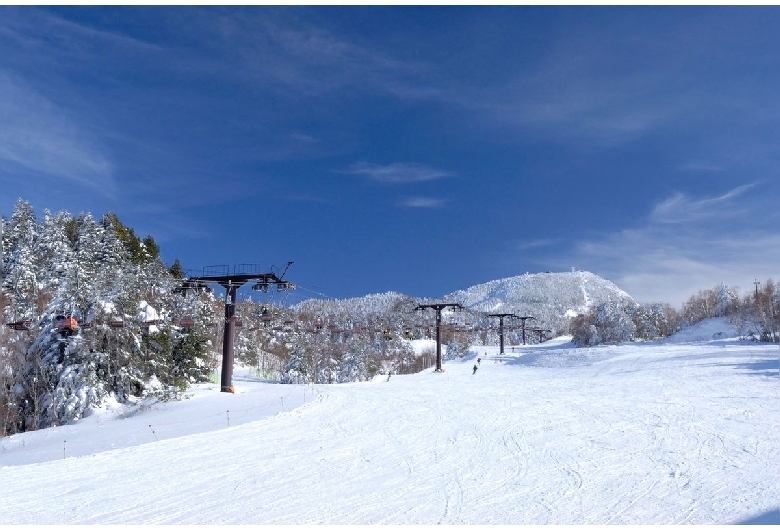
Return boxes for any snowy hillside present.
[664,316,739,343]
[445,270,635,332]
[291,271,634,336]
[2,333,778,524]
[294,291,415,316]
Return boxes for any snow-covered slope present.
[2,338,777,525]
[665,316,739,343]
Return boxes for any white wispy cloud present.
[35,9,164,53]
[554,184,780,306]
[514,238,558,251]
[343,161,453,184]
[0,71,114,194]
[676,161,727,173]
[397,196,446,208]
[480,46,686,146]
[0,8,164,70]
[283,194,332,204]
[458,12,780,152]
[648,183,757,225]
[209,11,439,101]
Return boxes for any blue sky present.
[1,6,779,307]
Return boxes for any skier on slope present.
[472,363,478,375]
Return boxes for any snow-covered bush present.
[571,300,638,346]
[444,335,471,360]
[631,303,679,341]
[571,300,682,347]
[280,331,314,384]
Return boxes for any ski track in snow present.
[1,337,778,524]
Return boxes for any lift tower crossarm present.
[414,302,464,372]
[185,263,294,393]
[487,313,519,354]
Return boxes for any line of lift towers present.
[411,305,540,372]
[185,265,549,391]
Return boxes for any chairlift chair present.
[54,314,79,336]
[252,281,269,293]
[6,320,33,331]
[260,307,272,322]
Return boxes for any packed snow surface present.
[1,330,778,524]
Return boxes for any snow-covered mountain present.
[444,270,636,332]
[294,271,635,335]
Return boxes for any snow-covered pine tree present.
[337,333,379,383]
[36,210,77,296]
[1,202,214,431]
[384,338,416,375]
[281,330,314,384]
[317,341,342,384]
[2,199,40,324]
[444,334,470,360]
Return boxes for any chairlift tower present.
[184,262,294,393]
[487,313,519,354]
[531,328,552,343]
[517,316,535,345]
[414,302,464,372]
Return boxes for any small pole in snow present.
[149,424,158,441]
[226,409,230,428]
[63,440,66,459]
[281,397,285,411]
